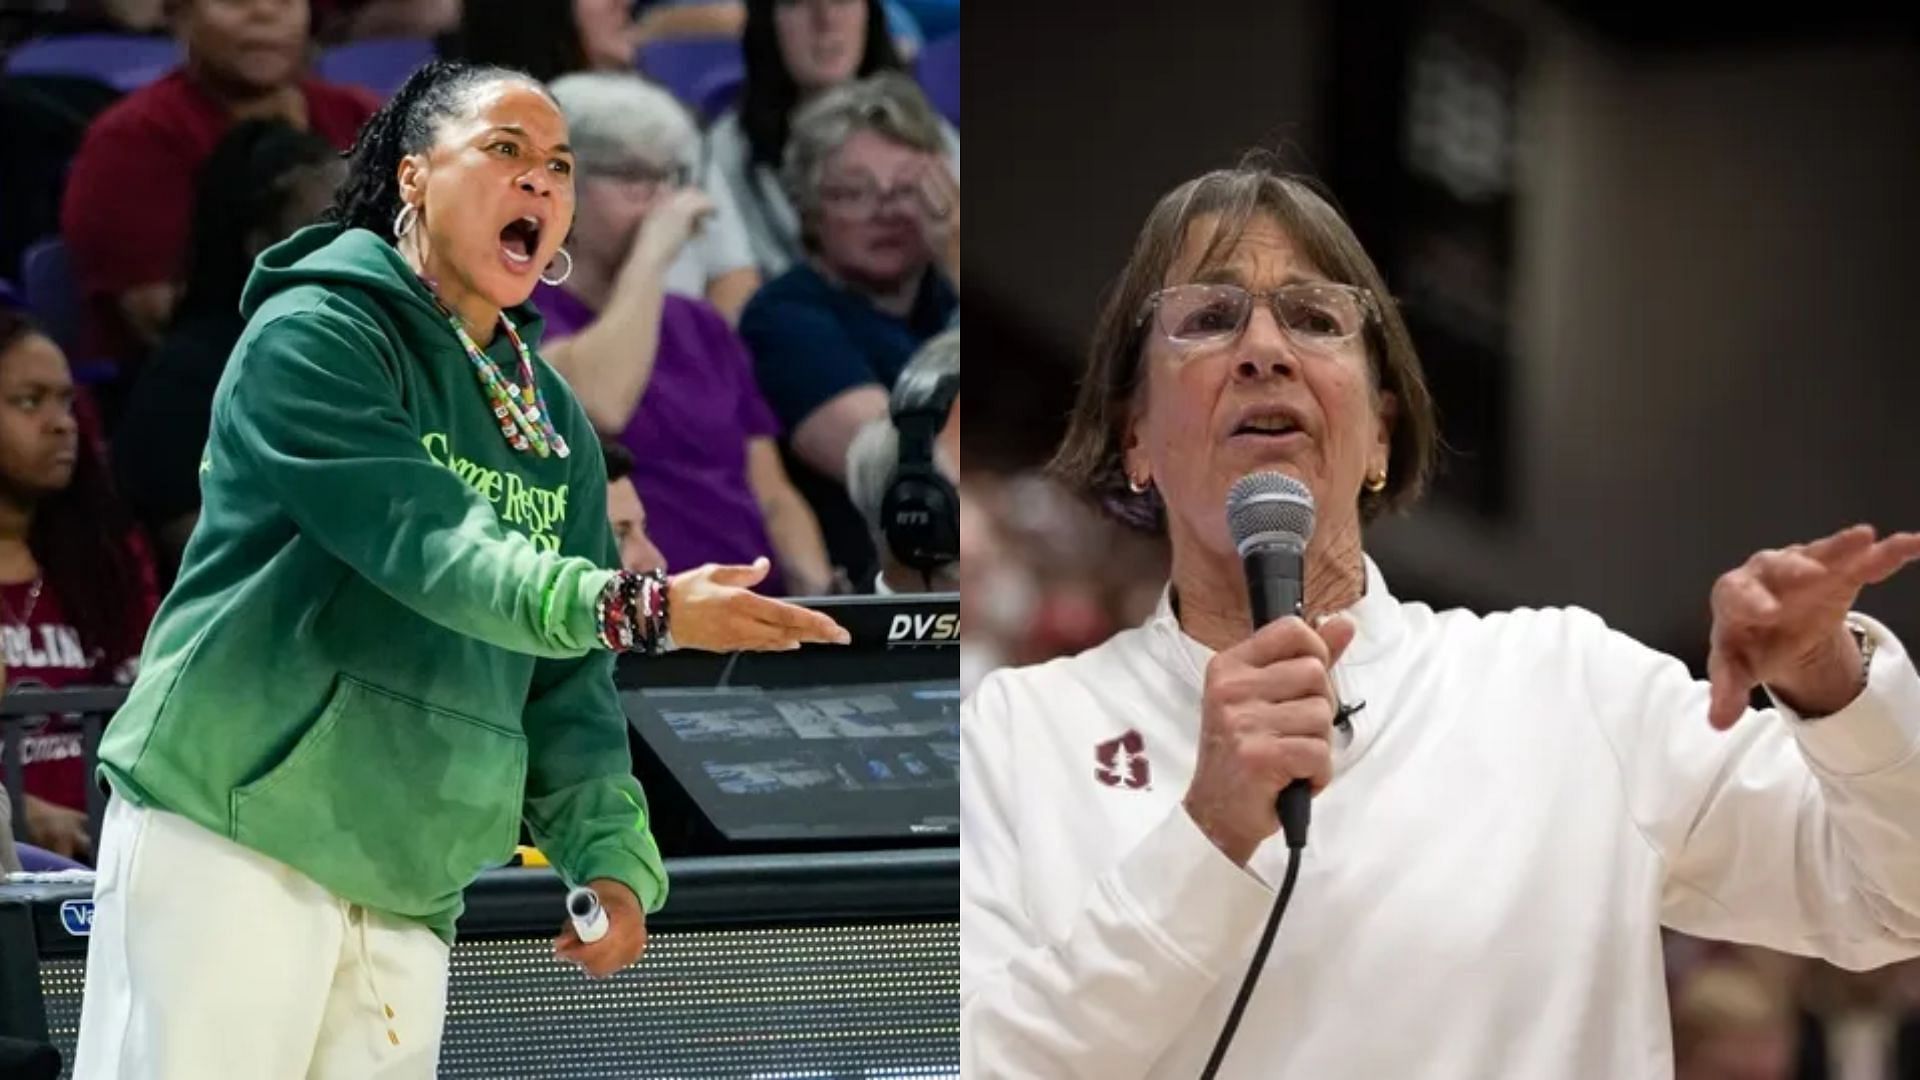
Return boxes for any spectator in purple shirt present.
[536,72,834,597]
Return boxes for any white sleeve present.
[1580,610,1920,970]
[699,118,793,277]
[960,673,1276,1078]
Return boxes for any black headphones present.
[880,360,960,577]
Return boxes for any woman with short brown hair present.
[962,156,1920,1079]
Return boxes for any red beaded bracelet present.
[595,570,672,654]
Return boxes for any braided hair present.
[322,59,549,243]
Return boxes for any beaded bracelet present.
[636,568,670,654]
[595,573,633,652]
[595,570,673,655]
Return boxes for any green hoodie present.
[98,224,666,942]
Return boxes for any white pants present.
[72,794,451,1079]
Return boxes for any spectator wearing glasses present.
[738,71,955,593]
[707,0,958,280]
[538,72,833,597]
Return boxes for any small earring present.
[540,248,573,287]
[1365,469,1388,494]
[392,202,418,241]
[1127,473,1151,495]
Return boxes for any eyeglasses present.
[1138,282,1378,351]
[819,179,942,219]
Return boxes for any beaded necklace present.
[438,303,569,460]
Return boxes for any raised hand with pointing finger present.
[1707,524,1920,729]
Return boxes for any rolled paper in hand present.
[566,886,608,944]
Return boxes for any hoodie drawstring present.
[350,903,400,1047]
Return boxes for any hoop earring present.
[540,248,573,287]
[1127,473,1151,495]
[393,203,418,241]
[1365,470,1388,494]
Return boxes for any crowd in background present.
[0,0,960,866]
[959,470,1163,698]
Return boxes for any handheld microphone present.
[1201,471,1319,1080]
[566,886,608,943]
[1225,471,1317,850]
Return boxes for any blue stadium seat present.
[315,37,436,100]
[895,0,959,40]
[20,239,117,384]
[14,843,86,873]
[916,33,958,126]
[21,237,80,355]
[692,62,745,124]
[3,34,180,91]
[637,36,741,113]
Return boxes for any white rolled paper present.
[566,886,608,944]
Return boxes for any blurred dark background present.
[961,0,1920,670]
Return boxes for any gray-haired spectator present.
[738,72,958,590]
[542,71,734,308]
[706,0,959,280]
[847,328,958,594]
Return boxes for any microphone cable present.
[1197,842,1302,1080]
[1197,700,1362,1079]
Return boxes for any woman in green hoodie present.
[72,60,851,1080]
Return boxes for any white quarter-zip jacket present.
[960,559,1920,1078]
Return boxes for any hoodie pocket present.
[231,675,526,919]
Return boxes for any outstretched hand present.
[667,557,851,653]
[1706,524,1920,729]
